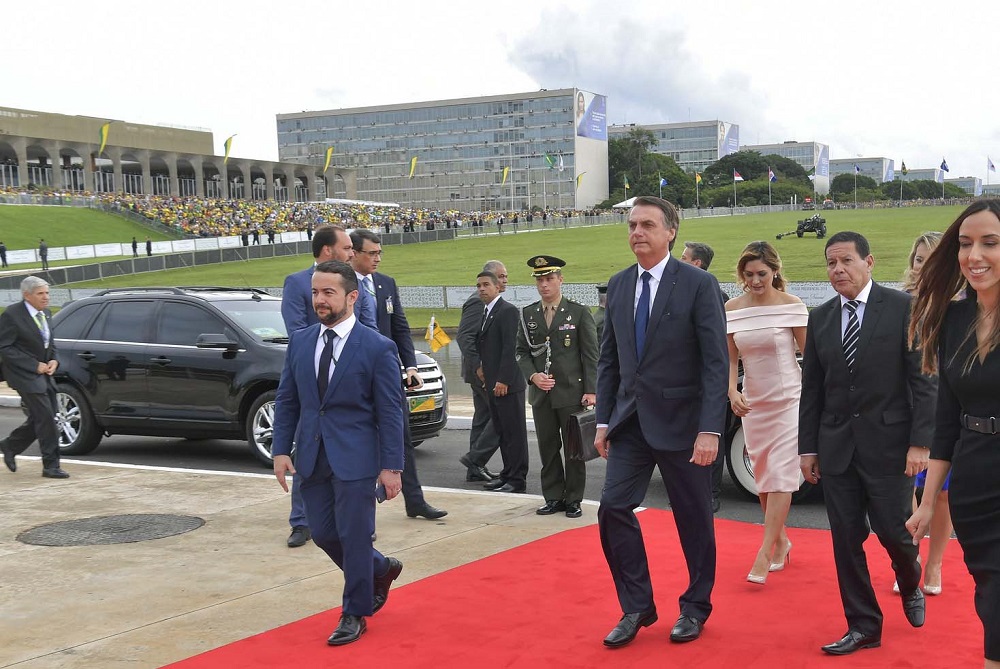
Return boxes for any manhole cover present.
[17,514,205,546]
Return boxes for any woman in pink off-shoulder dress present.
[726,241,808,585]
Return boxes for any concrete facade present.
[743,140,830,195]
[0,106,357,201]
[276,88,610,211]
[829,157,895,183]
[609,120,740,173]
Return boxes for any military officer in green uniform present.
[516,255,599,518]
[594,283,607,344]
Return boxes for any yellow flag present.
[223,134,237,165]
[696,172,703,184]
[408,156,418,179]
[576,171,587,189]
[501,166,510,186]
[323,146,334,173]
[424,316,451,353]
[98,122,111,156]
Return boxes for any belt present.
[962,414,997,435]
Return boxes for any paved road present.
[0,407,832,529]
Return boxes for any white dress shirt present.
[840,279,873,337]
[634,254,671,318]
[314,314,356,385]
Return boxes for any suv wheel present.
[725,424,819,503]
[247,390,276,467]
[55,384,103,455]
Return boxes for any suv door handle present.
[150,356,172,365]
[77,352,96,361]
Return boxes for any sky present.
[5,0,1000,181]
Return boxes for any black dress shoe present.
[901,588,925,627]
[492,482,526,493]
[565,501,583,518]
[287,526,311,548]
[372,557,403,614]
[483,478,508,490]
[406,503,448,520]
[536,500,566,515]
[1,442,15,473]
[821,630,881,655]
[327,614,366,646]
[602,609,658,648]
[669,615,704,643]
[461,455,500,482]
[41,467,69,479]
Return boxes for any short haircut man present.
[682,242,715,270]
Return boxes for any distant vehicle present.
[50,287,447,466]
[776,214,827,240]
[822,199,835,210]
[802,197,816,210]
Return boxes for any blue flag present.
[768,168,777,183]
[940,158,950,172]
[659,177,668,187]
[854,163,861,174]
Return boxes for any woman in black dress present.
[908,199,1000,668]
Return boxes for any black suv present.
[50,287,447,466]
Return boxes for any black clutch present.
[564,407,600,462]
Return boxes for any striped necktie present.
[843,300,860,372]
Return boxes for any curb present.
[446,414,536,432]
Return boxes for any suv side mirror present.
[196,333,240,352]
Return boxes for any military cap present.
[527,254,566,277]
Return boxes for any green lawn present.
[62,205,965,290]
[0,206,175,254]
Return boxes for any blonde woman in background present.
[726,241,808,584]
[901,231,951,595]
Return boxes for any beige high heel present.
[770,542,792,572]
[747,550,771,585]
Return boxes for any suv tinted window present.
[93,301,155,343]
[53,302,102,340]
[158,302,234,346]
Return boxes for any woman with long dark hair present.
[908,200,1000,668]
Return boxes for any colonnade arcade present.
[0,137,354,202]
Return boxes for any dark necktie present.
[635,271,652,358]
[843,300,860,372]
[317,330,337,398]
[481,305,488,331]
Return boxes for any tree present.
[831,173,879,196]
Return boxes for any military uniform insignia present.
[566,314,572,321]
[534,257,547,267]
[528,320,538,330]
[564,335,572,347]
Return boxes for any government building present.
[0,106,355,201]
[608,120,740,173]
[276,88,610,211]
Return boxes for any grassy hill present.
[62,204,965,289]
[0,206,175,269]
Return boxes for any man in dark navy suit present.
[350,229,446,520]
[272,261,405,646]
[280,225,377,549]
[477,270,529,493]
[595,196,729,648]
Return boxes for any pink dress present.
[726,303,808,493]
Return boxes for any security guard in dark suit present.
[516,255,599,518]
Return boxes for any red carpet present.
[167,510,982,668]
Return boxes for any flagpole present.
[543,170,547,211]
[768,166,772,208]
[733,171,737,209]
[854,171,857,209]
[696,175,700,208]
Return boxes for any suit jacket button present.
[852,412,860,418]
[320,410,325,416]
[849,385,856,392]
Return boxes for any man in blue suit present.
[350,229,446,520]
[280,225,377,549]
[595,196,729,648]
[273,260,405,646]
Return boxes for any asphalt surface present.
[0,406,833,530]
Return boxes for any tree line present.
[601,128,968,208]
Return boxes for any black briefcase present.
[564,407,600,462]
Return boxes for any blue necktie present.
[635,271,652,358]
[317,330,336,398]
